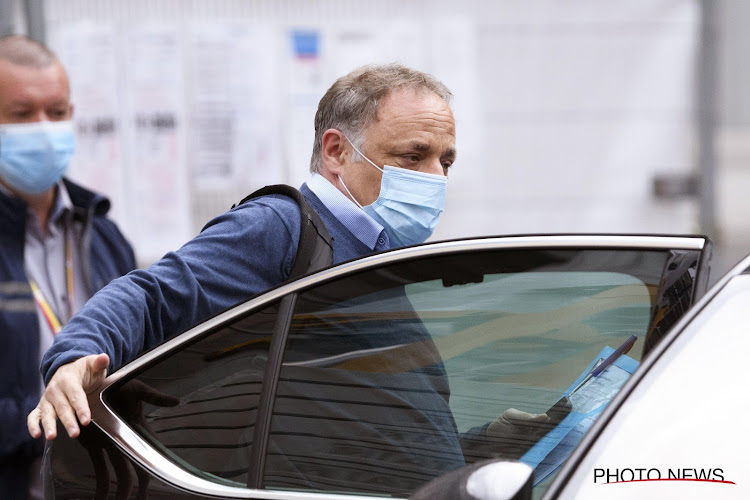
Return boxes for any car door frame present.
[85,234,712,499]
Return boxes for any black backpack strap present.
[234,184,333,281]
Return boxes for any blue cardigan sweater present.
[0,178,135,496]
[40,184,483,491]
[42,184,376,381]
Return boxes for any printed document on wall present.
[48,22,127,230]
[284,22,426,189]
[187,22,283,192]
[285,28,326,189]
[123,23,191,265]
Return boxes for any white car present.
[414,238,748,500]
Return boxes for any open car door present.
[48,235,711,500]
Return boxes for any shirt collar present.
[9,180,73,242]
[306,173,387,250]
[0,180,73,229]
[51,180,74,225]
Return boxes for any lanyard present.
[29,233,74,335]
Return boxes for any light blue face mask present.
[0,120,75,195]
[340,137,448,248]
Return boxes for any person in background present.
[0,34,136,499]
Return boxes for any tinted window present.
[106,303,279,486]
[102,246,701,496]
[262,249,695,497]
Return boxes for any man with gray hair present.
[29,61,563,496]
[23,62,460,493]
[0,34,135,498]
[29,62,458,445]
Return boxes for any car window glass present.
[262,249,691,498]
[105,302,279,487]
[406,271,648,433]
[101,246,702,496]
[552,277,750,498]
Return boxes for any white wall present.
[42,0,701,268]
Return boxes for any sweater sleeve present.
[41,195,301,383]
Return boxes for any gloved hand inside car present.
[484,397,572,460]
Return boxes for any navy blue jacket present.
[41,184,376,378]
[0,178,135,496]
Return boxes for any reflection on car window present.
[408,271,648,424]
[263,250,680,497]
[106,303,280,487]
[104,248,701,496]
[268,286,462,495]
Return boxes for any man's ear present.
[320,129,348,176]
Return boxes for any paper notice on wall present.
[284,29,326,189]
[328,21,425,80]
[186,21,284,191]
[123,23,191,264]
[47,22,127,228]
[284,23,428,189]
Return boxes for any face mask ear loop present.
[342,134,384,173]
[338,175,364,209]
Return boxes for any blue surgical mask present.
[0,120,75,195]
[340,136,447,248]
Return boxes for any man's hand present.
[485,397,572,459]
[27,353,110,440]
[486,408,552,438]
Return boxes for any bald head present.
[0,34,58,68]
[0,35,72,126]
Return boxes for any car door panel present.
[46,235,710,499]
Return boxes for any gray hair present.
[0,34,58,68]
[310,63,452,173]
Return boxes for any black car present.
[46,234,713,499]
